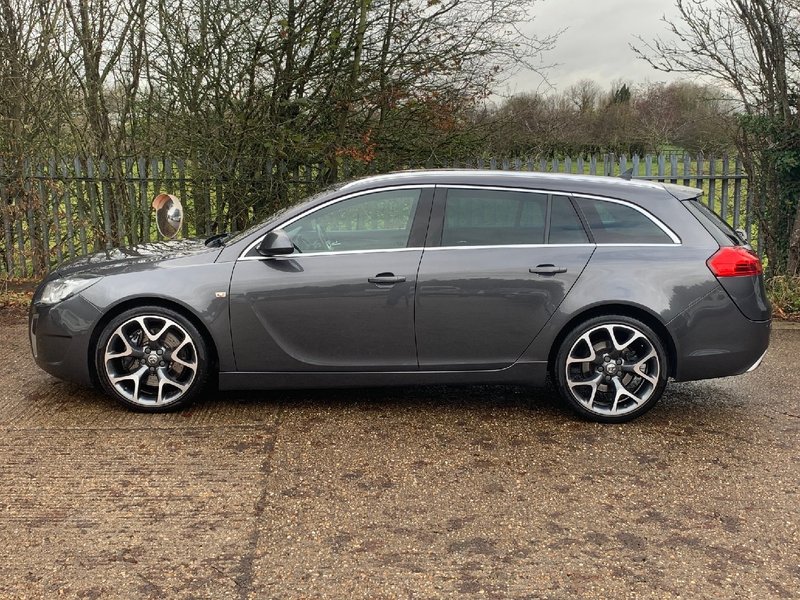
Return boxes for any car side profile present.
[29,170,771,422]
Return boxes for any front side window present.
[442,189,547,246]
[575,198,672,244]
[285,189,421,253]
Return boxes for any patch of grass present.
[766,276,800,320]
[0,277,36,310]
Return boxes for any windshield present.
[222,182,346,246]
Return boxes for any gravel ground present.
[0,309,798,599]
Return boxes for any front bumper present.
[668,285,771,382]
[29,294,101,387]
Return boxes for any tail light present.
[707,246,763,277]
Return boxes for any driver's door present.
[229,187,432,372]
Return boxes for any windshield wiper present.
[204,232,230,247]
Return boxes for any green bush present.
[766,276,800,319]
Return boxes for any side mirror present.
[735,228,749,244]
[257,229,295,256]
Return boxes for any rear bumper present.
[668,286,770,382]
[29,295,100,387]
[746,349,768,372]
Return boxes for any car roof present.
[338,169,702,202]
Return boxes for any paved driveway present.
[1,310,798,599]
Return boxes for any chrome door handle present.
[530,264,567,275]
[368,273,406,285]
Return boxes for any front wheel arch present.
[88,297,219,388]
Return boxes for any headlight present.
[38,276,100,305]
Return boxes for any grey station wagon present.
[29,170,771,422]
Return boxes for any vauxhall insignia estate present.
[29,171,771,422]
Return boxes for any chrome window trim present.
[239,184,434,260]
[425,243,680,251]
[239,242,682,260]
[238,247,425,261]
[442,185,682,245]
[426,244,593,251]
[594,243,682,247]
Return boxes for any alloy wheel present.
[564,323,660,417]
[103,315,198,407]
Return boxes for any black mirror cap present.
[257,230,295,256]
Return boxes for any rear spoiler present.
[661,182,703,201]
[618,169,701,200]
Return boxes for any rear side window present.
[576,198,672,244]
[443,189,547,246]
[549,195,589,243]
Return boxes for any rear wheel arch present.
[88,297,219,386]
[547,303,677,379]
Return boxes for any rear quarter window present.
[575,198,673,244]
[682,198,742,246]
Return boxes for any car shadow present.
[10,368,761,436]
[194,378,754,429]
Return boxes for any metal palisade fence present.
[0,154,755,277]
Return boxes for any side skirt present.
[218,361,548,391]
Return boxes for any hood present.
[54,238,221,278]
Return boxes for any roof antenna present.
[620,167,634,181]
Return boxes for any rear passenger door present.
[414,187,595,369]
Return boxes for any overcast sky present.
[503,0,684,95]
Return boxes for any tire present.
[554,315,668,423]
[95,306,209,412]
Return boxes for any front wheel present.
[95,306,209,412]
[554,315,668,423]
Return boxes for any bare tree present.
[1,0,558,251]
[635,82,736,153]
[565,80,602,113]
[0,0,68,272]
[634,0,800,275]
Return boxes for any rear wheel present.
[95,306,209,412]
[554,315,668,423]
